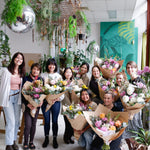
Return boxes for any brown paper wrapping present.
[71,90,80,104]
[45,91,66,112]
[121,98,150,120]
[22,81,46,117]
[100,60,124,79]
[98,85,120,101]
[63,105,87,140]
[83,104,128,143]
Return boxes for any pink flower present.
[33,94,40,98]
[95,120,102,128]
[50,80,55,85]
[100,126,108,132]
[102,86,107,91]
[102,117,108,121]
[137,70,143,75]
[104,61,109,65]
[33,87,41,93]
[143,66,150,73]
[109,121,114,126]
[106,81,110,86]
[120,91,126,97]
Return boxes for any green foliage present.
[130,128,150,146]
[1,0,27,25]
[0,30,11,66]
[39,54,52,73]
[73,49,90,66]
[68,15,77,38]
[76,10,91,35]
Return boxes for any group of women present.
[0,52,144,150]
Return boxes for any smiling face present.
[92,67,100,79]
[48,64,56,73]
[14,54,23,67]
[81,91,90,102]
[126,64,137,76]
[80,64,88,75]
[31,66,40,77]
[103,93,114,107]
[116,74,124,86]
[64,69,73,80]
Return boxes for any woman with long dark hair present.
[0,52,25,150]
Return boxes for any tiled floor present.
[0,111,128,150]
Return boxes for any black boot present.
[12,141,19,150]
[53,137,58,149]
[5,145,13,150]
[42,136,49,148]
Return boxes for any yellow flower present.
[60,80,63,83]
[54,85,57,88]
[69,105,73,110]
[62,87,66,91]
[88,106,92,110]
[71,67,74,69]
[82,84,88,89]
[110,126,116,131]
[100,113,105,119]
[77,111,82,115]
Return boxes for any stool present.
[18,112,45,144]
[0,106,6,134]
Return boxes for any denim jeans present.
[3,90,21,145]
[41,100,60,137]
[78,128,94,150]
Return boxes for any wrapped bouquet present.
[119,82,150,119]
[63,103,96,140]
[22,80,46,117]
[97,78,119,101]
[83,104,128,150]
[45,77,67,112]
[99,58,123,79]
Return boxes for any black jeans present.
[41,100,60,137]
[24,107,40,144]
[63,115,74,140]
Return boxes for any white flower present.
[127,85,135,95]
[102,65,106,69]
[77,93,80,97]
[114,63,119,69]
[45,84,51,89]
[108,66,113,70]
[136,97,145,103]
[95,57,103,65]
[50,80,55,85]
[50,86,55,91]
[73,85,82,92]
[129,97,137,104]
[122,95,129,103]
[139,93,145,98]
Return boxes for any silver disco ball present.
[7,5,35,33]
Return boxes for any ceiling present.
[80,0,147,23]
[0,0,147,24]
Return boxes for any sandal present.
[29,142,36,149]
[23,144,29,150]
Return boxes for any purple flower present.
[102,117,108,121]
[33,94,40,99]
[109,121,114,126]
[106,64,110,68]
[104,61,109,65]
[102,86,107,91]
[144,66,150,73]
[137,70,143,75]
[100,126,108,131]
[33,87,41,93]
[95,120,102,128]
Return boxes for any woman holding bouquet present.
[0,52,25,150]
[91,91,122,150]
[89,65,103,104]
[77,62,90,86]
[62,67,78,144]
[77,89,97,150]
[41,58,64,149]
[22,63,43,150]
[123,61,145,149]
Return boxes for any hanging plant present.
[1,0,27,25]
[76,10,91,35]
[68,15,77,38]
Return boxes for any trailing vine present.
[1,0,27,25]
[68,15,77,38]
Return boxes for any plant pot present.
[78,34,85,40]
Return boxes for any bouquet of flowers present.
[44,77,67,112]
[63,103,96,140]
[97,78,119,101]
[71,66,80,79]
[119,82,150,119]
[22,80,46,117]
[99,58,124,79]
[83,104,128,150]
[138,66,150,89]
